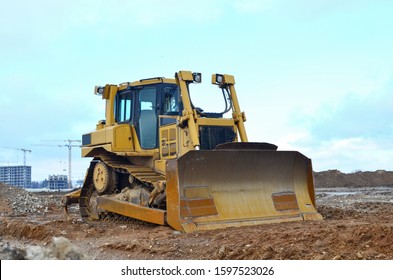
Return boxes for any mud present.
[1,170,393,260]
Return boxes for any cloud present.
[286,78,393,172]
[307,81,393,141]
[309,137,393,172]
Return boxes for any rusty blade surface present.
[166,150,322,232]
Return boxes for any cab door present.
[136,86,159,149]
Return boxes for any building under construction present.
[0,165,32,188]
[43,175,68,190]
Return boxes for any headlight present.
[212,74,224,85]
[94,86,104,95]
[192,72,202,83]
[215,74,223,84]
[211,74,235,86]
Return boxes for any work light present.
[192,72,202,83]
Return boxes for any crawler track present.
[79,155,165,221]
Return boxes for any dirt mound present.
[0,220,53,240]
[314,169,393,188]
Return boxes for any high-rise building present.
[43,175,68,190]
[0,165,32,188]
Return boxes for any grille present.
[199,126,236,150]
[82,133,91,146]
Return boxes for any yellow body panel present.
[159,123,179,159]
[91,127,112,145]
[196,118,235,126]
[113,125,133,151]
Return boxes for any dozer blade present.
[166,150,322,232]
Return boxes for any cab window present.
[163,86,179,115]
[115,91,133,123]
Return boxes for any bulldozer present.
[64,70,322,232]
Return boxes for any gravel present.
[0,183,62,216]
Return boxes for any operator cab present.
[114,81,181,149]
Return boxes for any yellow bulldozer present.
[64,70,322,232]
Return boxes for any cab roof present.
[118,77,176,91]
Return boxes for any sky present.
[0,0,392,181]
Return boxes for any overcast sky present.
[1,0,392,181]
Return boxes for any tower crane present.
[20,148,32,166]
[62,140,81,189]
[1,147,31,166]
[33,139,81,188]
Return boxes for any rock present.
[333,254,342,260]
[26,237,87,260]
[356,251,363,259]
[0,244,27,260]
[218,245,227,255]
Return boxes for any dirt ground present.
[1,170,393,260]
